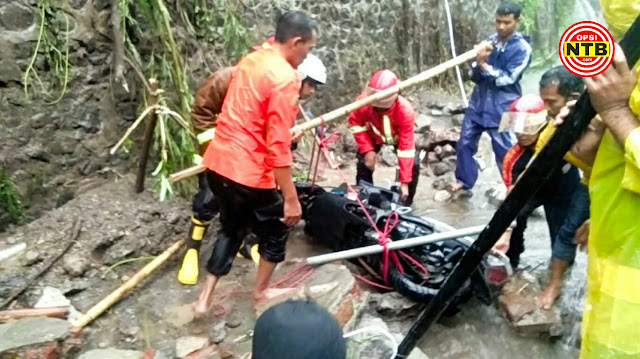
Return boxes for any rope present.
[306,119,428,289]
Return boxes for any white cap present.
[297,54,327,85]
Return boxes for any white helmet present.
[297,54,327,85]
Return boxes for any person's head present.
[539,65,584,118]
[274,11,317,68]
[297,54,327,100]
[495,2,521,41]
[253,300,347,359]
[499,94,548,148]
[366,69,399,112]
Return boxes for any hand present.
[491,229,512,255]
[399,182,410,201]
[475,42,491,63]
[364,151,377,171]
[584,43,637,118]
[291,127,304,143]
[574,219,590,252]
[281,196,302,227]
[553,100,577,126]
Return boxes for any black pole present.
[396,16,640,358]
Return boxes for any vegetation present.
[0,167,25,224]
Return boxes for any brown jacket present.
[191,66,236,132]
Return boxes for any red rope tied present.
[305,117,428,289]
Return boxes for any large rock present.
[441,144,456,159]
[255,264,362,329]
[431,162,452,176]
[0,317,70,357]
[415,114,435,133]
[79,349,145,359]
[499,271,562,336]
[0,3,36,31]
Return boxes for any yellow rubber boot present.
[177,217,210,285]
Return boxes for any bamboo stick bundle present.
[71,239,184,332]
[168,41,491,183]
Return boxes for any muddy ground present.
[0,97,586,358]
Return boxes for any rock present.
[415,114,434,132]
[452,114,465,127]
[210,320,227,344]
[0,242,26,263]
[63,254,89,278]
[35,287,83,323]
[378,146,398,167]
[23,249,42,266]
[78,349,145,359]
[76,111,101,134]
[443,102,464,115]
[432,178,449,191]
[441,144,456,158]
[225,313,242,329]
[499,271,562,336]
[486,186,506,207]
[416,134,431,150]
[425,151,438,164]
[0,3,36,31]
[367,292,421,317]
[0,317,70,354]
[31,113,47,129]
[175,337,210,358]
[255,264,362,329]
[434,190,452,202]
[25,143,50,161]
[431,162,452,176]
[60,278,90,296]
[433,146,443,158]
[0,59,22,84]
[430,109,444,116]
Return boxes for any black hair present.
[539,65,585,99]
[496,2,522,18]
[275,11,316,43]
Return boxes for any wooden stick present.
[0,306,69,322]
[136,79,160,193]
[0,219,82,310]
[71,238,184,332]
[168,41,491,183]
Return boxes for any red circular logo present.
[559,21,614,77]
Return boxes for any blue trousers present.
[455,115,516,189]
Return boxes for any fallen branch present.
[0,219,82,310]
[0,306,69,322]
[71,238,185,333]
[136,79,160,193]
[168,41,491,183]
[111,0,128,92]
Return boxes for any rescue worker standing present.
[193,11,316,315]
[453,2,532,193]
[348,69,419,205]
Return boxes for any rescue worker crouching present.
[348,69,420,205]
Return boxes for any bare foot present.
[535,282,562,310]
[253,287,301,308]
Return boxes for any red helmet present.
[367,70,399,109]
[499,94,548,134]
[251,36,276,51]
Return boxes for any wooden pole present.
[71,238,184,332]
[168,41,491,183]
[135,79,160,193]
[0,306,69,322]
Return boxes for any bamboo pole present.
[0,306,69,322]
[71,238,184,332]
[306,225,485,266]
[168,41,491,183]
[135,79,160,193]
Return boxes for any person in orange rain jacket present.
[348,69,420,205]
[192,10,316,316]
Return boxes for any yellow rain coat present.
[580,1,640,357]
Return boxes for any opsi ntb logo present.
[559,21,614,77]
